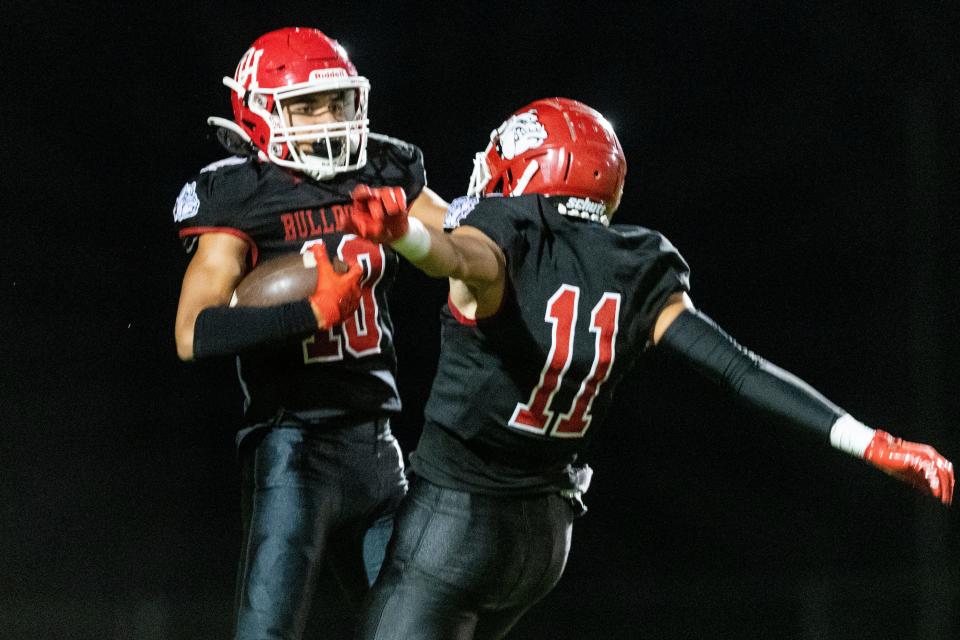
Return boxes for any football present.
[231,251,347,307]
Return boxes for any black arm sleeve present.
[658,310,843,439]
[192,300,317,359]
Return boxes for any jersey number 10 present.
[509,285,621,438]
[301,236,385,362]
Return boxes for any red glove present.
[864,430,955,506]
[348,184,409,243]
[307,244,363,329]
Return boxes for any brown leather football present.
[231,252,347,307]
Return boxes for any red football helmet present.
[208,27,370,180]
[467,98,626,223]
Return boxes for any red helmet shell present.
[228,27,361,159]
[469,98,626,215]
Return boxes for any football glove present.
[348,185,409,243]
[307,244,363,329]
[864,430,955,506]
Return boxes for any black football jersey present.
[173,134,426,424]
[413,195,690,495]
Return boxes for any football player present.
[345,98,955,639]
[171,27,447,640]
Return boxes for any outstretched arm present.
[651,292,955,505]
[396,217,507,318]
[348,186,506,315]
[408,186,448,231]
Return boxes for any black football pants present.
[234,417,407,640]
[357,477,576,640]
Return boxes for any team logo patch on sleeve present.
[444,195,480,230]
[173,181,200,222]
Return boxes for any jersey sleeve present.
[458,196,525,258]
[172,157,258,257]
[631,230,691,325]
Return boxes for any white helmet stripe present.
[511,160,540,196]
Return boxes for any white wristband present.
[829,414,876,458]
[390,216,431,262]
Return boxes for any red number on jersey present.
[339,237,385,357]
[554,293,620,436]
[509,286,621,438]
[302,236,385,363]
[509,286,579,433]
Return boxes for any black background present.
[3,1,959,638]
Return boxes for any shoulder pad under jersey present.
[364,133,427,201]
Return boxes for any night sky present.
[3,2,959,638]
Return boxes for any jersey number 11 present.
[509,285,620,438]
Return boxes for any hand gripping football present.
[231,251,349,307]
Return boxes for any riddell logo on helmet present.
[309,69,349,81]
